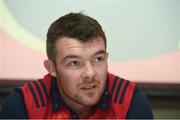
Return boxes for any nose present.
[82,62,96,81]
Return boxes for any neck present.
[72,105,91,118]
[58,85,92,118]
[63,94,92,118]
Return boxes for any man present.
[0,12,153,119]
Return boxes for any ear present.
[106,52,109,68]
[106,52,109,59]
[44,59,57,77]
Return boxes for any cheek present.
[96,63,108,76]
[56,68,81,88]
[57,72,76,96]
[95,65,108,85]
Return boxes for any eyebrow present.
[63,49,106,61]
[63,55,81,60]
[93,50,106,56]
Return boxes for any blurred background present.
[0,0,179,118]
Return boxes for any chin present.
[82,101,98,107]
[81,95,101,106]
[77,87,104,107]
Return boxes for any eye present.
[94,56,104,63]
[68,61,80,66]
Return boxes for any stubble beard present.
[74,88,103,107]
[59,81,105,107]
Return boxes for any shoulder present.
[127,86,154,119]
[107,73,153,118]
[108,73,136,106]
[108,73,136,103]
[0,88,28,118]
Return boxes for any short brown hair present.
[46,12,106,63]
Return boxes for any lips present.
[81,84,97,90]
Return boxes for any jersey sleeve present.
[126,86,154,119]
[0,88,28,119]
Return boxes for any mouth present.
[81,84,97,90]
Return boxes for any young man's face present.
[54,36,108,107]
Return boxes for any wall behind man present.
[0,0,179,83]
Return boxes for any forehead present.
[55,37,105,59]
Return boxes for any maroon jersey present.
[21,73,135,119]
